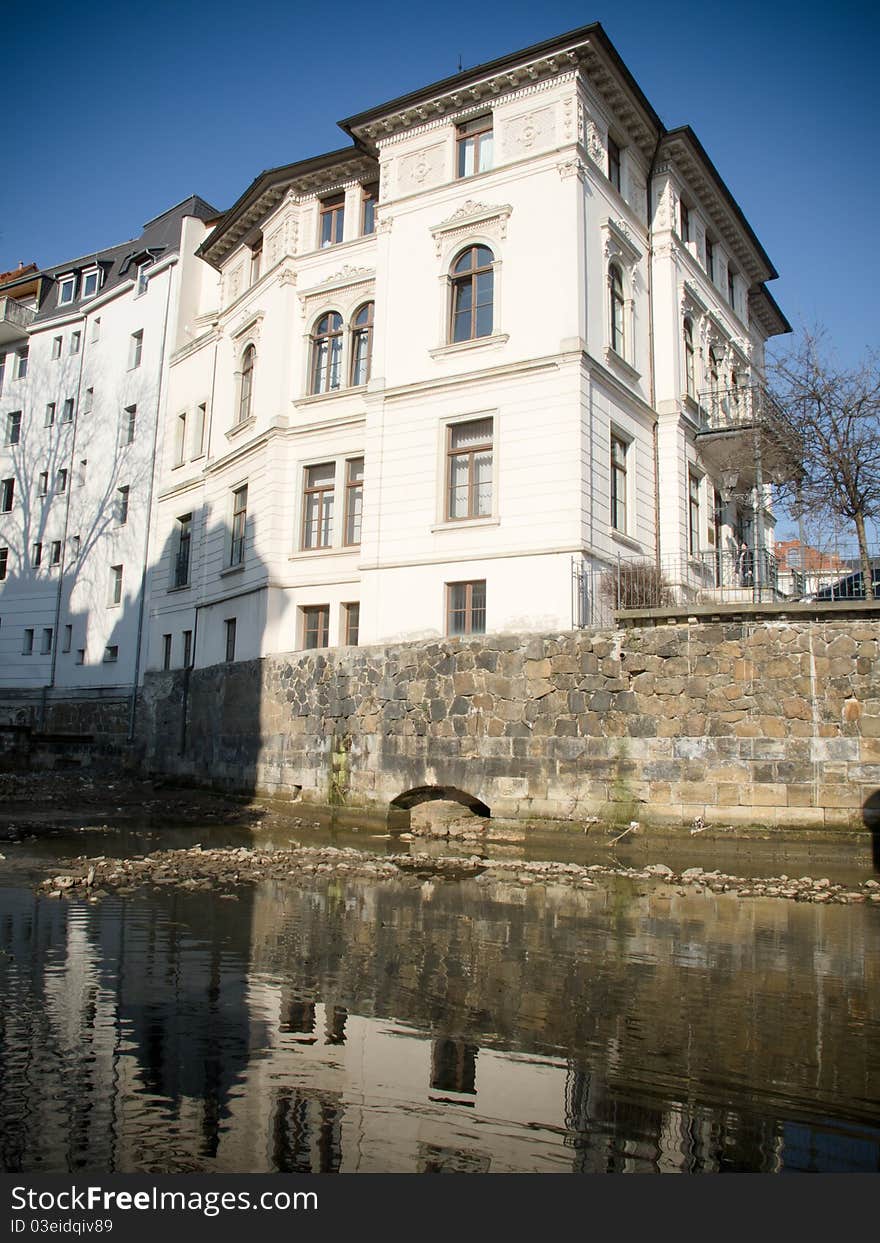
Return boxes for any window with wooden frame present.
[302,463,335,549]
[361,183,378,236]
[319,194,345,248]
[344,457,364,545]
[683,318,696,399]
[456,114,493,178]
[343,602,360,646]
[446,418,492,521]
[1,478,14,512]
[446,580,486,636]
[238,345,255,423]
[174,513,192,587]
[680,201,691,244]
[224,618,237,662]
[249,236,263,285]
[610,433,628,532]
[450,246,494,343]
[608,136,622,192]
[609,263,626,357]
[302,605,329,650]
[128,330,143,369]
[688,471,701,555]
[310,312,343,394]
[350,303,374,386]
[230,484,248,566]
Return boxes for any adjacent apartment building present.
[1,22,791,698]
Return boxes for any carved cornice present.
[600,216,642,266]
[230,309,264,342]
[431,200,512,256]
[680,280,708,316]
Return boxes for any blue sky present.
[3,0,878,365]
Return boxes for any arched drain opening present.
[389,785,491,839]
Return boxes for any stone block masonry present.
[136,616,880,831]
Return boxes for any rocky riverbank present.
[33,843,880,906]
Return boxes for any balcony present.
[0,297,35,346]
[695,384,802,489]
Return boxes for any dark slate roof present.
[32,196,220,324]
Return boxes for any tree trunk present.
[854,509,874,600]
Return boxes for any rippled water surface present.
[1,862,879,1173]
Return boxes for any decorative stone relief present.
[266,229,282,265]
[430,200,513,257]
[503,105,555,157]
[231,309,264,343]
[557,158,587,180]
[586,119,604,167]
[562,96,575,143]
[228,264,242,303]
[399,143,445,192]
[376,214,393,234]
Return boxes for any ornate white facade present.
[1,23,789,690]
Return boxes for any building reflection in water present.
[1,869,879,1173]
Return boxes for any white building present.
[2,23,792,695]
[0,198,217,697]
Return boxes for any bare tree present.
[771,331,880,599]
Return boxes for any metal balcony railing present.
[0,297,36,345]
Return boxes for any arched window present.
[683,318,695,399]
[450,246,494,343]
[350,302,374,386]
[310,312,343,394]
[238,345,255,424]
[609,263,625,356]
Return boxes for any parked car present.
[810,564,880,601]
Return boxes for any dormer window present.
[136,261,150,297]
[81,268,100,300]
[456,115,493,178]
[57,275,76,306]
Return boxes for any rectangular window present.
[174,411,187,466]
[116,485,129,525]
[70,331,81,355]
[608,137,621,193]
[91,317,101,343]
[610,434,628,532]
[446,418,493,520]
[109,564,123,606]
[61,398,74,423]
[78,459,87,487]
[5,411,21,445]
[1,478,14,512]
[192,402,207,457]
[129,330,143,369]
[57,468,67,494]
[174,513,192,587]
[22,628,34,655]
[162,633,172,670]
[688,471,701,555]
[76,649,85,665]
[83,387,93,414]
[16,347,28,379]
[456,114,493,178]
[705,236,715,281]
[103,645,119,664]
[52,336,62,360]
[58,275,76,306]
[302,605,329,650]
[136,262,150,297]
[727,266,736,310]
[447,580,486,636]
[45,402,56,427]
[70,535,80,559]
[0,547,7,580]
[50,540,61,566]
[361,183,378,235]
[32,541,42,568]
[319,195,345,248]
[82,269,99,300]
[40,627,53,655]
[303,463,335,549]
[123,405,137,445]
[344,602,360,646]
[38,471,48,496]
[680,201,690,244]
[249,238,262,285]
[0,353,5,394]
[344,457,364,545]
[62,625,72,653]
[230,485,247,565]
[224,618,237,663]
[183,629,193,668]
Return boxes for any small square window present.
[103,644,119,663]
[447,581,486,636]
[302,605,329,650]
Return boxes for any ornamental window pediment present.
[300,266,376,319]
[600,217,642,269]
[431,200,512,258]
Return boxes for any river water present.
[1,830,879,1174]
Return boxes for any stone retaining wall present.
[136,615,880,831]
[0,689,133,768]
